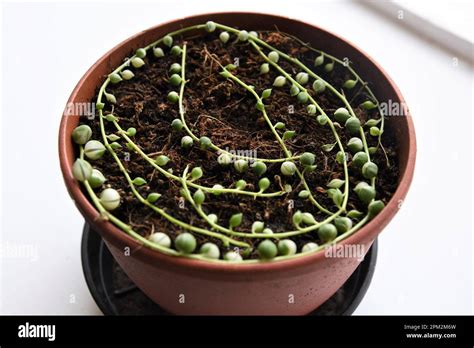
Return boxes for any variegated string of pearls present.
[71,21,386,262]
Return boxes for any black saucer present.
[81,223,377,315]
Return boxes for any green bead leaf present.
[234,180,246,191]
[318,223,337,242]
[347,137,363,153]
[297,91,309,103]
[282,130,296,141]
[105,92,117,104]
[88,169,106,189]
[120,70,135,80]
[167,91,179,103]
[322,142,337,152]
[296,72,309,85]
[251,221,265,234]
[260,63,270,74]
[84,140,106,160]
[317,115,328,125]
[147,193,161,203]
[234,159,248,173]
[153,47,164,57]
[169,63,181,74]
[290,84,299,96]
[229,213,243,228]
[238,30,249,41]
[163,35,173,47]
[220,70,231,78]
[298,190,310,199]
[219,31,230,43]
[131,57,145,68]
[352,151,369,167]
[109,73,122,84]
[171,46,182,57]
[327,188,343,207]
[334,107,351,123]
[191,167,203,180]
[292,211,303,226]
[171,119,184,131]
[312,79,326,93]
[347,209,365,219]
[268,51,279,63]
[360,100,378,110]
[302,212,317,225]
[72,158,92,182]
[274,122,285,130]
[181,135,193,148]
[365,118,382,127]
[280,161,297,176]
[362,161,379,179]
[199,136,212,149]
[314,54,324,66]
[126,127,137,137]
[72,125,92,145]
[261,89,272,99]
[251,161,267,176]
[368,200,385,218]
[175,233,196,254]
[105,114,117,122]
[354,181,376,205]
[370,126,381,136]
[300,152,316,167]
[256,101,265,111]
[109,142,122,150]
[205,21,216,32]
[135,48,146,58]
[278,239,297,256]
[343,79,357,89]
[273,76,287,87]
[155,155,170,166]
[327,178,345,189]
[324,61,334,72]
[106,134,120,141]
[334,217,353,233]
[169,74,182,86]
[193,189,205,205]
[345,117,361,134]
[258,240,277,259]
[368,146,378,155]
[258,177,270,192]
[132,177,147,186]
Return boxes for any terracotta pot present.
[59,12,416,315]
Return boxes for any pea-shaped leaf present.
[322,142,337,152]
[360,100,377,110]
[132,177,147,186]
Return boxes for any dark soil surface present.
[80,30,399,258]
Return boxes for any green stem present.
[250,40,350,212]
[97,110,250,248]
[75,22,386,261]
[275,31,389,166]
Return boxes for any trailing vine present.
[71,21,388,263]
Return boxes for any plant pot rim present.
[58,11,416,273]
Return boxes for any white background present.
[1,0,473,315]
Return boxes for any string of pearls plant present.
[71,21,388,263]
